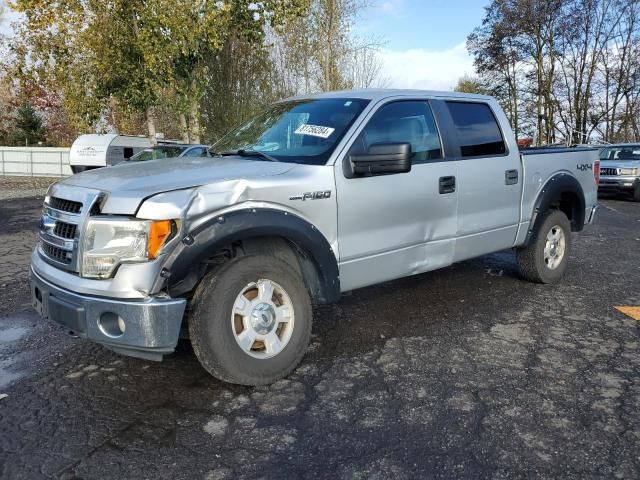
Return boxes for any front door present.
[335,99,458,292]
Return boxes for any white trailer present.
[69,134,151,173]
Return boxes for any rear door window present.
[445,102,506,157]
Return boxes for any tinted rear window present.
[446,102,506,157]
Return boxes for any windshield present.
[129,146,188,161]
[600,146,640,161]
[212,98,370,165]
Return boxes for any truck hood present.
[60,156,296,213]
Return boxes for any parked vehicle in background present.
[126,144,212,162]
[69,135,210,173]
[69,134,151,173]
[598,144,640,201]
[30,89,599,386]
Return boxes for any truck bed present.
[516,147,599,245]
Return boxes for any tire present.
[189,254,312,386]
[633,183,640,202]
[516,210,572,284]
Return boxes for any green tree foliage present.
[132,0,235,142]
[13,102,45,146]
[202,0,385,143]
[6,0,385,146]
[454,75,489,95]
[10,0,309,143]
[0,79,14,146]
[202,32,275,142]
[200,0,314,142]
[273,0,371,94]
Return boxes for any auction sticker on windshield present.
[295,124,335,139]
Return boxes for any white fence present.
[0,147,72,177]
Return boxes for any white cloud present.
[378,0,406,16]
[379,42,475,91]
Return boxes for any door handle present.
[505,169,519,185]
[439,176,456,194]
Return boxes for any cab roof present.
[284,88,493,102]
[601,143,640,148]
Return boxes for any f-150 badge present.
[289,191,332,201]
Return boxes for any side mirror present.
[346,142,411,178]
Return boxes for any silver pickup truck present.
[598,143,640,201]
[31,90,599,385]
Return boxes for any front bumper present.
[30,267,187,361]
[598,176,639,193]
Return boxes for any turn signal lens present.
[148,220,172,259]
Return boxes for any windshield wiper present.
[213,149,279,162]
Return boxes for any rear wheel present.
[516,210,571,284]
[189,255,312,386]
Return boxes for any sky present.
[356,0,489,90]
[0,0,489,91]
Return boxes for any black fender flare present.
[158,208,340,304]
[525,173,586,245]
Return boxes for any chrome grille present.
[600,167,618,176]
[53,221,77,239]
[49,196,83,214]
[39,190,100,273]
[41,243,72,264]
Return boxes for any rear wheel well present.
[548,191,584,231]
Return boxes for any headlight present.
[81,218,173,278]
[619,168,639,176]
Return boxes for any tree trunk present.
[189,102,200,144]
[536,47,544,145]
[512,84,519,141]
[179,113,190,143]
[110,96,119,133]
[146,108,157,145]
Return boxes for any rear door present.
[335,99,458,291]
[433,99,521,261]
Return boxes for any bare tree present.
[468,2,526,139]
[468,0,640,145]
[598,0,640,142]
[347,40,389,89]
[269,0,387,95]
[554,0,622,143]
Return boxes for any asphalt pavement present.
[0,190,639,479]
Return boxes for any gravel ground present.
[0,190,639,479]
[0,176,59,201]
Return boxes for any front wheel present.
[516,210,572,284]
[633,183,640,202]
[189,255,312,386]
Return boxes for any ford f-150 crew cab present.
[30,90,599,385]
